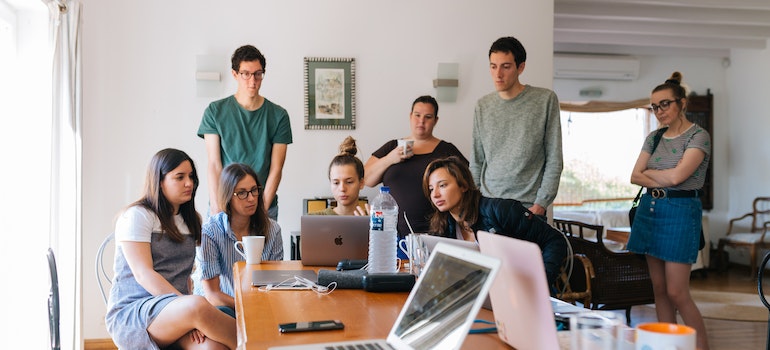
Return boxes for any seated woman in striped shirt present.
[193,163,284,317]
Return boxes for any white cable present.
[258,276,337,295]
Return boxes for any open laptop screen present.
[392,249,493,349]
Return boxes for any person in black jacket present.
[422,156,567,290]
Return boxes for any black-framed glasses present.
[650,99,679,113]
[238,70,265,80]
[234,187,260,200]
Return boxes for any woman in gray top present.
[106,149,235,350]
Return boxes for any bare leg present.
[664,261,709,350]
[646,255,676,323]
[147,295,236,349]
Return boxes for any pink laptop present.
[477,230,560,350]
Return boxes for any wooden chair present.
[554,253,594,308]
[717,197,770,277]
[553,218,655,324]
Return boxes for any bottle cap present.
[380,186,390,193]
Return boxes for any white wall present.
[722,41,770,264]
[80,0,555,340]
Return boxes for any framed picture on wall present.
[304,57,356,130]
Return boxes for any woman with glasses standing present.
[193,163,284,317]
[628,72,710,350]
[106,149,235,349]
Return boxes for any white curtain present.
[46,0,82,349]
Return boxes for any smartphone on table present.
[278,320,345,333]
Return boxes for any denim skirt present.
[627,194,702,264]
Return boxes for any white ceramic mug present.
[397,139,414,158]
[234,236,266,264]
[635,322,696,350]
[398,234,428,276]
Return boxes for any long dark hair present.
[422,156,481,234]
[218,163,270,237]
[133,148,201,243]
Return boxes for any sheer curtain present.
[45,0,82,349]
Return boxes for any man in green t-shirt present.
[198,45,293,220]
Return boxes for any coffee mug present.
[635,323,695,350]
[398,234,428,276]
[234,236,266,264]
[397,139,414,157]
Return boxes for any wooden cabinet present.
[685,91,713,210]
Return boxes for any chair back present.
[47,248,60,350]
[749,197,770,233]
[96,233,114,305]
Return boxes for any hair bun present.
[338,136,358,157]
[665,71,683,85]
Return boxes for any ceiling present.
[554,0,770,58]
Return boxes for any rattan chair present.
[717,197,770,277]
[553,218,654,324]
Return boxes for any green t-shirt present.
[198,96,293,208]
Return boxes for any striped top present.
[192,211,284,297]
[643,124,711,190]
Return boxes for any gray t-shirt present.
[642,124,711,190]
[471,85,563,209]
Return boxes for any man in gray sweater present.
[471,36,563,218]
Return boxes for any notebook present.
[268,242,501,350]
[477,230,560,350]
[300,215,369,266]
[251,269,319,287]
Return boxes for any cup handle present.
[234,241,247,259]
[398,239,409,256]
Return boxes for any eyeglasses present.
[650,99,679,113]
[238,70,265,80]
[234,187,260,200]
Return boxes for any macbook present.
[420,234,479,253]
[477,230,560,350]
[268,242,501,350]
[300,215,369,266]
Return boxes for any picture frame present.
[304,57,356,130]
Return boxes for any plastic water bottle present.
[368,186,398,273]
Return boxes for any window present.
[555,107,658,210]
[0,3,52,349]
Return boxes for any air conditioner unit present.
[554,54,640,81]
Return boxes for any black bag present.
[629,127,667,226]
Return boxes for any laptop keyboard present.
[323,343,392,350]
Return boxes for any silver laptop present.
[251,270,319,287]
[420,234,479,253]
[477,231,560,350]
[300,215,369,266]
[269,242,501,350]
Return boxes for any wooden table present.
[605,227,631,246]
[233,261,574,349]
